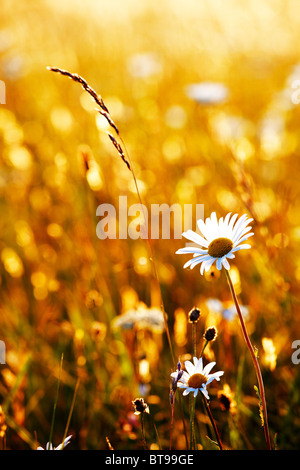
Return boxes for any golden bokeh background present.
[0,0,300,450]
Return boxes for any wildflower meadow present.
[0,0,300,453]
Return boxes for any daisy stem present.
[201,395,223,450]
[189,396,196,450]
[48,354,63,448]
[192,322,197,357]
[199,340,223,450]
[170,399,175,450]
[140,413,147,450]
[200,339,209,358]
[61,377,80,449]
[189,321,197,450]
[149,413,161,450]
[225,270,272,450]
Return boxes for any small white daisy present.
[37,435,72,450]
[171,357,224,400]
[176,212,253,275]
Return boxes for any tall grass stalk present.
[225,269,271,450]
[48,354,64,448]
[61,377,80,449]
[199,335,223,450]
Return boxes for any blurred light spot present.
[185,165,211,187]
[210,113,250,144]
[157,262,176,284]
[50,106,73,134]
[291,226,300,241]
[175,178,195,202]
[121,286,139,312]
[165,105,187,129]
[174,308,187,347]
[262,337,277,371]
[273,232,289,248]
[3,125,23,146]
[104,96,124,121]
[252,201,272,222]
[127,53,162,78]
[229,266,241,295]
[139,358,151,382]
[33,285,48,300]
[47,223,63,239]
[134,254,150,276]
[162,137,183,162]
[15,220,33,247]
[128,178,147,196]
[259,115,284,159]
[86,162,103,191]
[31,271,47,288]
[29,187,51,211]
[217,189,239,210]
[48,279,60,292]
[1,248,24,278]
[54,152,69,173]
[96,112,110,131]
[77,356,86,367]
[80,91,96,112]
[8,145,32,170]
[231,138,255,161]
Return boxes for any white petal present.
[234,233,254,245]
[183,256,203,269]
[206,371,224,384]
[193,389,198,398]
[224,212,232,225]
[190,257,207,270]
[231,244,251,252]
[195,357,203,373]
[180,371,190,382]
[221,257,230,270]
[228,213,239,233]
[202,361,216,376]
[176,247,208,255]
[193,357,198,367]
[182,230,209,247]
[232,224,252,244]
[209,212,220,237]
[204,257,217,271]
[200,387,210,400]
[232,214,248,238]
[200,262,206,275]
[216,258,222,270]
[200,257,216,275]
[184,360,195,375]
[197,218,211,241]
[178,383,188,389]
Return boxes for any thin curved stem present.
[202,395,223,450]
[140,414,147,450]
[225,270,271,450]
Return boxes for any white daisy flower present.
[176,212,253,275]
[37,435,72,450]
[171,357,224,400]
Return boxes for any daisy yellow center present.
[188,373,208,389]
[208,237,233,258]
